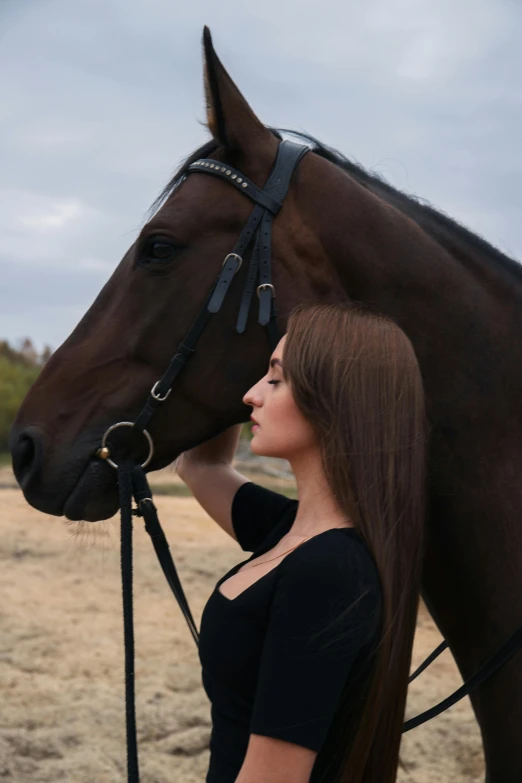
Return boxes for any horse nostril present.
[11,429,43,490]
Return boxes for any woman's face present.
[242,334,317,460]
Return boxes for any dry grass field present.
[0,464,484,782]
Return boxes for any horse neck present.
[316,171,522,382]
[314,166,522,553]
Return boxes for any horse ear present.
[202,27,273,153]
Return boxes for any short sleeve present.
[231,481,297,552]
[249,540,382,752]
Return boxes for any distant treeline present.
[0,338,53,452]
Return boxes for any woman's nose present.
[243,386,259,406]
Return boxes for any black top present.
[198,482,383,783]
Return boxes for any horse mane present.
[151,127,522,285]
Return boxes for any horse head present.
[9,28,349,522]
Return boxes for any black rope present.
[403,624,522,732]
[118,461,140,783]
[408,640,448,683]
[130,464,200,646]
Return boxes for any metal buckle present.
[98,421,154,470]
[222,253,243,273]
[257,283,275,299]
[151,381,172,402]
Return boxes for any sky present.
[1,0,521,353]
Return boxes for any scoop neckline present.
[216,526,359,604]
[257,514,361,556]
[258,523,359,552]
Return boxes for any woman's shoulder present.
[274,528,383,645]
[281,527,382,598]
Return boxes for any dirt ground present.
[0,466,485,782]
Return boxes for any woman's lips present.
[252,424,260,431]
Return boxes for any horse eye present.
[138,235,185,267]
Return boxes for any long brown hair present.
[282,301,429,782]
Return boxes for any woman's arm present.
[174,423,243,473]
[175,425,249,542]
[235,734,316,783]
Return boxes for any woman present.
[176,301,428,783]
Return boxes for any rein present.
[93,140,522,780]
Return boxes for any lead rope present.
[118,461,140,783]
[130,463,199,646]
[117,460,202,783]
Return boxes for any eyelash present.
[267,380,279,385]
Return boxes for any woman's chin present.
[250,435,280,460]
[249,434,264,455]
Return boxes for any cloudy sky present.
[1,0,520,352]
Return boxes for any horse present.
[9,26,522,782]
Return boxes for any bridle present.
[94,139,522,782]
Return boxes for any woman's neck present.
[287,448,353,536]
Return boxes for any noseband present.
[94,139,522,782]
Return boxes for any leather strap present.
[131,465,199,645]
[134,140,310,435]
[187,159,283,215]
